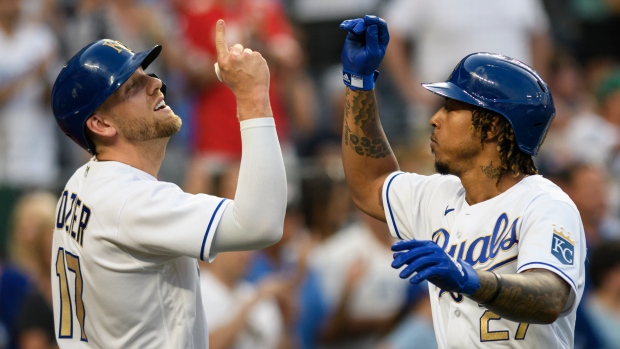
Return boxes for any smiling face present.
[99,67,182,144]
[429,98,483,176]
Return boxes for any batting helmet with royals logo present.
[422,52,555,156]
[51,39,163,154]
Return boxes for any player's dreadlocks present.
[471,107,538,185]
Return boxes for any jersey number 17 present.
[55,248,88,342]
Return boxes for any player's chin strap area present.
[147,73,167,97]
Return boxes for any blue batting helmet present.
[422,52,555,156]
[51,39,162,154]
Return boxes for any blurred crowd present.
[2,0,620,348]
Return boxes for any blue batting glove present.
[391,240,480,295]
[340,15,389,90]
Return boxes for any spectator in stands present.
[177,0,314,196]
[377,282,437,349]
[242,160,355,349]
[312,212,413,349]
[200,250,291,349]
[0,252,31,349]
[0,0,60,251]
[381,0,552,134]
[562,69,620,175]
[574,241,620,348]
[7,192,57,349]
[554,163,620,247]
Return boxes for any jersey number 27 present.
[480,310,529,341]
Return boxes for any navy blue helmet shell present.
[422,52,555,156]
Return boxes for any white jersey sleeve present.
[517,199,586,315]
[382,171,463,240]
[117,182,231,261]
[210,117,286,253]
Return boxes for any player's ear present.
[485,117,501,141]
[86,113,117,139]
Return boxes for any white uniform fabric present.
[200,269,283,349]
[51,160,231,348]
[382,0,549,83]
[382,173,586,349]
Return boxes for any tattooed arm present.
[342,88,399,221]
[469,269,571,324]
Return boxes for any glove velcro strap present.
[456,258,481,295]
[343,70,380,90]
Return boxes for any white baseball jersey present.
[382,172,585,349]
[51,159,231,348]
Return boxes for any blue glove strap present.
[458,259,481,295]
[343,70,380,90]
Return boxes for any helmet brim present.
[138,45,162,70]
[108,45,162,99]
[422,82,486,109]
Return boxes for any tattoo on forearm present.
[477,270,570,324]
[343,89,392,158]
[480,161,502,180]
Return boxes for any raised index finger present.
[214,19,228,60]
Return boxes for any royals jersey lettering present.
[383,172,585,349]
[51,160,230,348]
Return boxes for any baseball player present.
[339,15,585,348]
[50,20,286,348]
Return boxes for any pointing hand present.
[214,19,272,120]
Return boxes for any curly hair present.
[471,107,538,184]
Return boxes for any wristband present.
[343,70,380,90]
[479,272,503,305]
